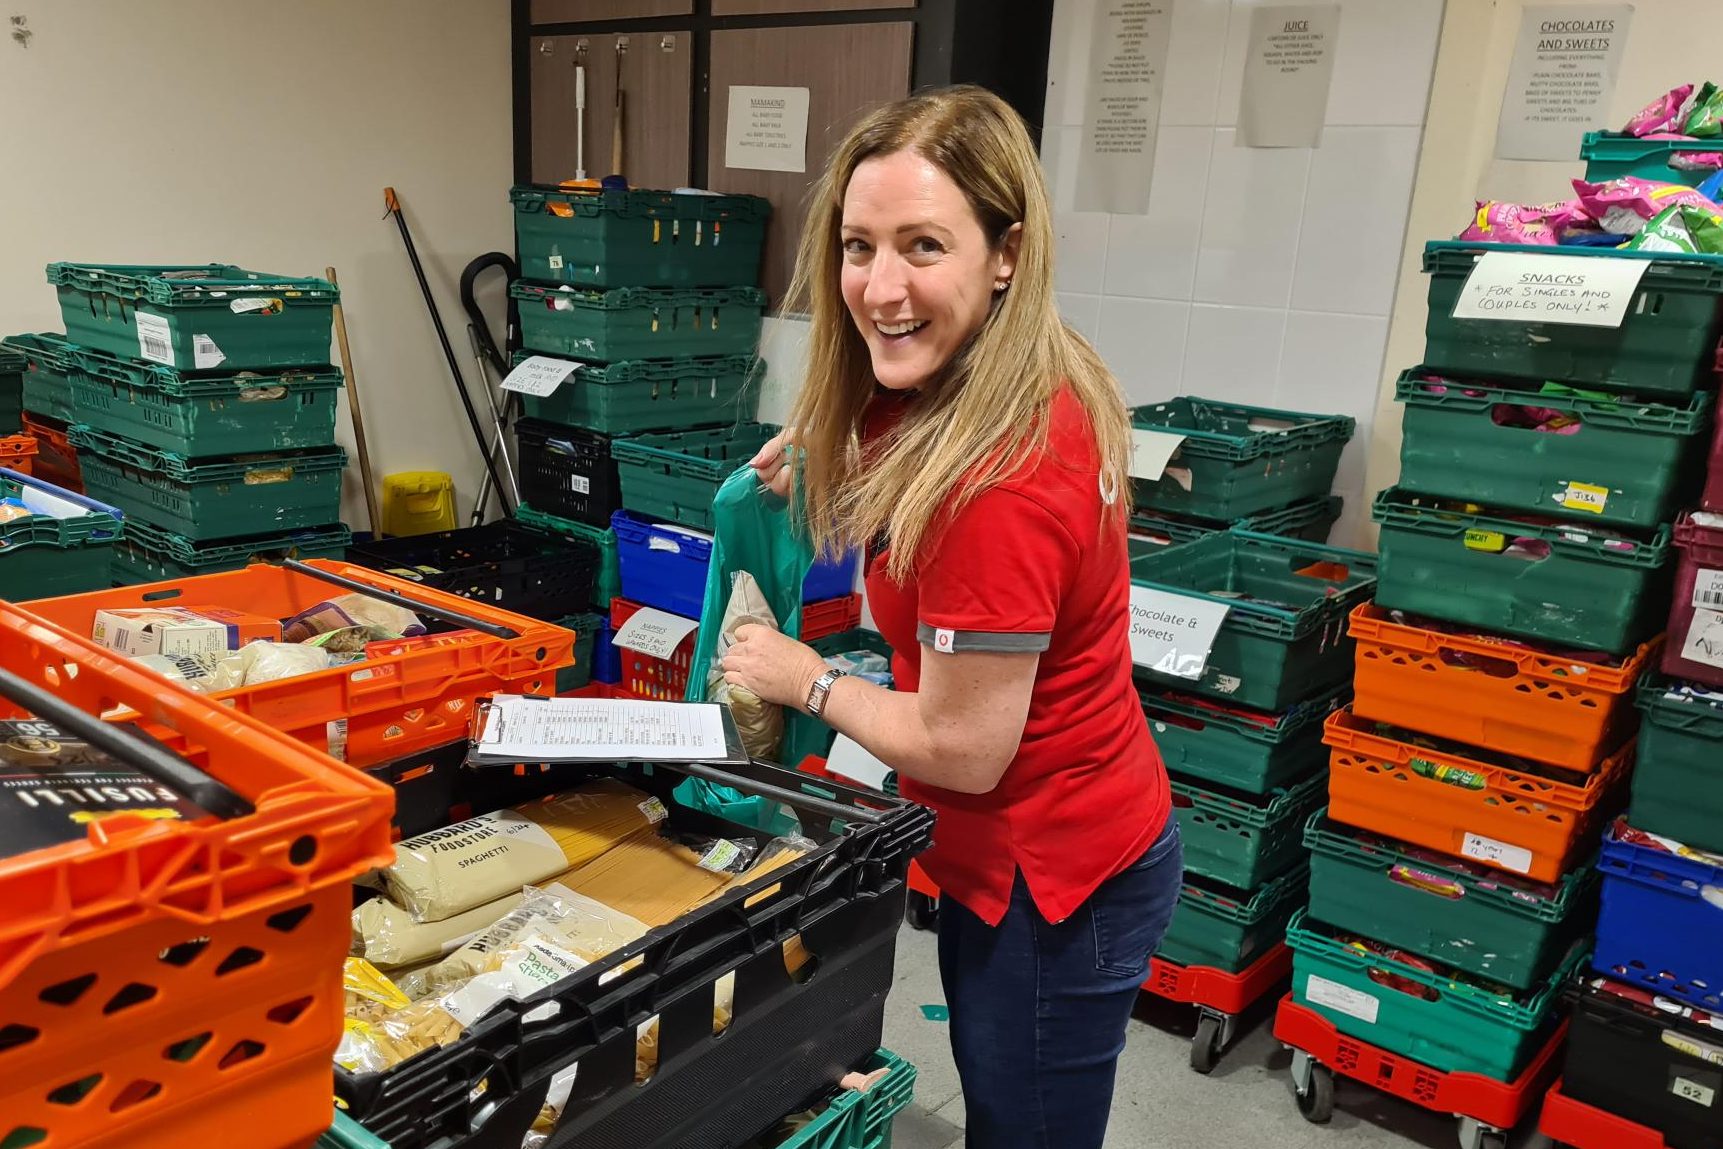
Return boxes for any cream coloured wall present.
[0,0,515,530]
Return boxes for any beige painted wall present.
[1364,0,1720,529]
[0,0,514,530]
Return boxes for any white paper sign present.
[1127,585,1229,679]
[1129,429,1185,481]
[611,606,699,661]
[135,312,174,365]
[1461,832,1534,875]
[1496,5,1633,161]
[1305,974,1380,1024]
[501,354,580,397]
[826,734,893,792]
[1680,607,1723,670]
[1074,0,1172,215]
[1238,5,1341,148]
[724,86,810,174]
[1452,251,1650,328]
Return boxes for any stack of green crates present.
[1132,531,1376,978]
[508,183,774,695]
[12,264,352,585]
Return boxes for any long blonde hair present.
[785,85,1132,581]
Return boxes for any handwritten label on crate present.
[1128,429,1186,482]
[502,354,581,397]
[1559,481,1609,515]
[1304,974,1380,1024]
[1452,251,1650,328]
[611,606,698,661]
[1679,607,1723,670]
[1461,832,1534,875]
[1127,586,1229,680]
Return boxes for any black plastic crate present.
[1564,977,1723,1149]
[516,417,624,529]
[346,520,600,622]
[336,754,935,1149]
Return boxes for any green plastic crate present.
[1128,511,1216,558]
[512,282,767,362]
[0,470,123,599]
[1396,369,1711,529]
[515,502,620,608]
[316,1111,389,1149]
[1288,909,1585,1080]
[511,185,770,289]
[1579,131,1723,186]
[67,342,343,457]
[1157,863,1309,973]
[0,332,79,422]
[611,422,777,532]
[1129,530,1378,711]
[1628,676,1723,855]
[110,517,349,585]
[1141,684,1342,794]
[811,627,893,661]
[1171,767,1326,890]
[1239,494,1344,542]
[554,610,605,694]
[0,345,21,431]
[70,424,346,541]
[1129,398,1353,519]
[775,1049,917,1149]
[782,630,896,766]
[1422,242,1723,399]
[1304,810,1599,992]
[47,262,338,372]
[513,350,760,435]
[1371,488,1672,655]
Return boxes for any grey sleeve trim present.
[917,623,1052,654]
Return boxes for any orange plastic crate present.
[1,432,38,476]
[18,560,573,768]
[1349,603,1657,772]
[19,411,81,493]
[1324,708,1631,884]
[609,596,694,700]
[0,600,393,1149]
[802,592,863,642]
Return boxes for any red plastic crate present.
[1661,511,1723,688]
[1703,398,1723,512]
[609,596,695,700]
[1145,943,1293,1015]
[1274,994,1566,1131]
[802,593,863,642]
[0,432,38,477]
[18,560,573,768]
[1540,1078,1672,1149]
[0,600,394,1149]
[20,412,80,493]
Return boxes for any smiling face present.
[839,150,1020,392]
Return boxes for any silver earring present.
[994,280,1010,293]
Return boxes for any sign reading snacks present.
[1127,585,1229,679]
[1452,251,1651,329]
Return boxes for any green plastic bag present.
[675,464,815,834]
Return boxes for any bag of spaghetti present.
[399,884,650,1001]
[381,779,664,922]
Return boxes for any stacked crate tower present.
[7,264,351,588]
[1124,397,1377,1070]
[1284,224,1723,1130]
[505,184,867,710]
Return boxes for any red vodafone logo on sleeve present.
[933,628,955,653]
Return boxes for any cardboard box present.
[92,606,281,657]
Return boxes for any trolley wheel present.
[1295,1062,1335,1125]
[1457,1116,1509,1149]
[905,892,939,931]
[1190,1013,1224,1075]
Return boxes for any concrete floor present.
[879,923,1554,1149]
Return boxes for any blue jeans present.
[937,818,1183,1149]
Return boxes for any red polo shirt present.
[863,387,1170,926]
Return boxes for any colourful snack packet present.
[1624,83,1694,137]
[1572,177,1723,235]
[1458,200,1575,245]
[1670,151,1723,171]
[1683,81,1723,138]
[1625,203,1723,254]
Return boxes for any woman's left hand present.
[720,624,829,710]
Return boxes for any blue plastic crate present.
[612,509,712,618]
[805,549,859,602]
[1593,819,1723,1012]
[593,619,622,684]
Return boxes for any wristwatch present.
[806,668,848,718]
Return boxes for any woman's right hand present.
[749,431,794,498]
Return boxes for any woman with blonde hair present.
[720,85,1179,1148]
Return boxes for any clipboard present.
[467,693,752,768]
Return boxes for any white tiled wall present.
[1045,0,1444,547]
